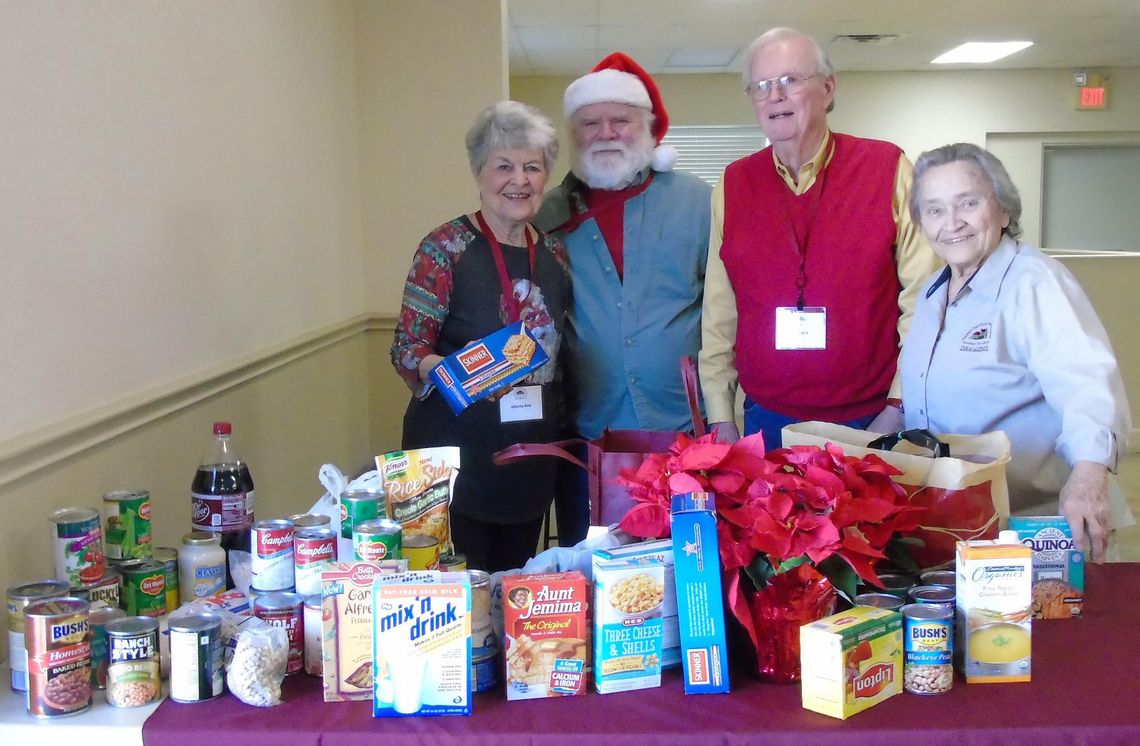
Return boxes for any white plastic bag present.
[227,622,289,707]
[311,463,385,559]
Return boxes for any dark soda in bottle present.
[190,421,255,587]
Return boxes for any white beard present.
[572,133,656,190]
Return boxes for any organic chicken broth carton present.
[956,531,1032,683]
[502,572,589,700]
[800,606,903,720]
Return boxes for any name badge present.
[775,306,827,350]
[499,385,544,423]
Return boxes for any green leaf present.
[885,537,922,575]
[817,554,858,603]
[744,555,776,590]
[776,555,809,573]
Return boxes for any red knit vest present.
[721,133,902,422]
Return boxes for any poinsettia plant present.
[617,431,925,601]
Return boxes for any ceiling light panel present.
[931,41,1033,64]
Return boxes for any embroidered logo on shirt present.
[960,323,992,352]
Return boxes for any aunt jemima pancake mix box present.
[592,551,665,694]
[502,571,589,700]
[373,571,471,717]
[428,321,549,414]
[1009,516,1084,619]
[800,606,903,720]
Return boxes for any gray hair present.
[465,100,559,177]
[742,27,835,112]
[910,143,1023,239]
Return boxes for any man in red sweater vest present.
[699,27,940,449]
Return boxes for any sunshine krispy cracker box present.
[429,321,549,414]
[503,571,590,699]
[670,492,730,694]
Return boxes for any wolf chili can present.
[294,527,337,597]
[118,560,167,618]
[352,518,402,562]
[253,592,304,675]
[7,579,70,692]
[105,616,161,707]
[251,519,295,592]
[24,597,92,718]
[49,507,106,589]
[102,489,153,561]
[169,613,225,702]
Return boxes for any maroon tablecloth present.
[143,563,1140,745]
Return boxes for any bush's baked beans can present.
[294,527,337,597]
[105,616,161,707]
[72,567,121,612]
[153,547,180,613]
[439,553,467,572]
[49,508,106,589]
[102,490,153,561]
[353,518,402,562]
[89,605,126,689]
[253,591,304,675]
[251,519,295,592]
[117,560,167,618]
[339,489,382,539]
[402,533,440,570]
[169,613,224,702]
[7,579,69,692]
[289,513,332,529]
[902,603,953,695]
[303,595,322,676]
[24,597,92,718]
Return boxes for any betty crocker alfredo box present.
[428,321,549,415]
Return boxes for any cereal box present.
[669,493,730,694]
[320,560,406,702]
[592,539,680,669]
[592,552,665,694]
[429,321,550,414]
[373,571,471,717]
[1009,516,1084,619]
[956,531,1032,683]
[502,572,589,700]
[800,606,903,719]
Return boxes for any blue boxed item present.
[670,492,730,694]
[428,321,549,415]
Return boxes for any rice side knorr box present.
[591,539,680,669]
[592,552,665,694]
[800,606,903,720]
[1009,516,1084,619]
[669,492,730,694]
[502,571,589,699]
[428,321,549,415]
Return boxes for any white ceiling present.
[508,0,1140,76]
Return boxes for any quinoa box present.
[592,552,665,695]
[1009,515,1084,619]
[428,321,549,415]
[502,571,589,700]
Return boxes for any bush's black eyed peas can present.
[105,616,161,707]
[902,603,954,695]
[352,518,402,562]
[7,579,69,692]
[24,597,92,718]
[169,613,225,702]
[102,489,153,561]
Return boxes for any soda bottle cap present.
[213,421,232,435]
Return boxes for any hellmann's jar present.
[178,532,226,605]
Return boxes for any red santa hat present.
[563,52,677,172]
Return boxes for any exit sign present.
[1078,86,1107,109]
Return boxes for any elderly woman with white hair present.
[874,142,1133,561]
[391,101,569,572]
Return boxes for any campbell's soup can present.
[105,616,161,708]
[102,490,153,561]
[294,527,337,597]
[7,579,70,692]
[288,513,331,529]
[251,519,295,592]
[117,560,167,618]
[253,592,304,675]
[24,597,92,718]
[90,605,126,690]
[339,489,382,539]
[303,595,323,676]
[169,613,225,702]
[71,567,121,612]
[403,533,440,570]
[353,518,402,563]
[49,508,106,589]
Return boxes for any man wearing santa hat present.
[536,52,711,545]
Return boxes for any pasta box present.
[502,571,589,700]
[1008,516,1084,619]
[428,321,549,414]
[592,552,665,695]
[591,539,680,669]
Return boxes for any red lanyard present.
[475,210,535,324]
[778,138,835,309]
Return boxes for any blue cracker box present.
[373,571,471,717]
[1009,515,1085,619]
[428,321,550,415]
[669,492,731,694]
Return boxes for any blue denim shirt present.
[537,169,711,439]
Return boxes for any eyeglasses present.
[744,72,820,102]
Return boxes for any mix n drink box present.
[956,531,1032,683]
[502,571,590,699]
[428,321,549,414]
[1009,515,1084,619]
[373,571,471,717]
[800,606,903,720]
[591,539,680,668]
[669,492,730,694]
[592,551,665,694]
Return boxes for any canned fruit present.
[103,490,153,561]
[50,508,106,589]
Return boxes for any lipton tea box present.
[1009,516,1084,619]
[429,321,549,414]
[801,606,903,720]
[956,531,1032,683]
[592,539,680,668]
[502,572,589,699]
[373,571,471,717]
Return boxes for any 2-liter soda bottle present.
[190,421,255,587]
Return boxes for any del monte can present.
[102,490,153,561]
[118,560,167,618]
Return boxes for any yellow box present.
[800,606,902,720]
[956,533,1032,683]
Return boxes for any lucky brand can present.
[294,527,337,598]
[102,490,153,561]
[153,547,180,613]
[89,605,126,690]
[251,519,295,592]
[169,613,225,702]
[118,560,167,618]
[7,579,70,692]
[105,616,161,708]
[339,489,382,539]
[49,508,106,589]
[71,567,121,612]
[402,533,440,570]
[902,602,954,695]
[253,592,304,675]
[352,518,402,562]
[24,597,92,718]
